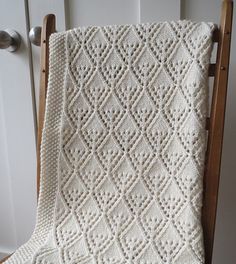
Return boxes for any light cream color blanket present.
[5,20,214,264]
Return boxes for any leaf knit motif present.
[5,20,214,264]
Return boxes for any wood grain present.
[36,14,56,197]
[202,1,233,264]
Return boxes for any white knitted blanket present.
[5,20,214,264]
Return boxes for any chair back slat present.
[208,63,216,76]
[212,28,220,42]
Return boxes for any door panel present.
[0,88,16,254]
[0,0,37,254]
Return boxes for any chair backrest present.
[201,1,233,263]
[36,2,233,264]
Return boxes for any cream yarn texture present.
[5,20,214,264]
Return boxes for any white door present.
[0,0,37,258]
[1,0,235,263]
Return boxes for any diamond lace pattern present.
[5,20,214,264]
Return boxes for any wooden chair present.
[1,0,233,263]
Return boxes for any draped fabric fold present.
[5,20,214,264]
